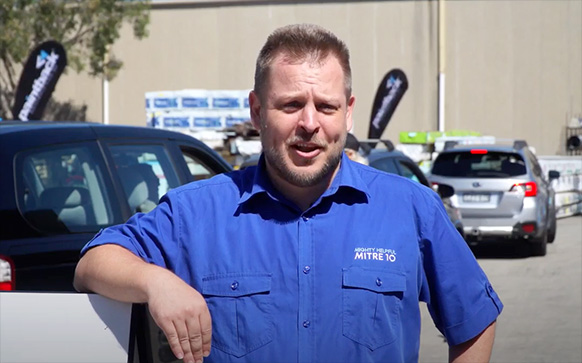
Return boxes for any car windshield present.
[432,151,527,178]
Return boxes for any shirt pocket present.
[202,272,273,358]
[342,267,407,350]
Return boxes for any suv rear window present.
[432,151,527,178]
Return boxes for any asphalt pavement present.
[419,216,582,363]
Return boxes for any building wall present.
[446,0,582,155]
[51,0,581,156]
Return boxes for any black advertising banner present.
[11,40,67,121]
[367,69,408,142]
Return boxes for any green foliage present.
[0,0,150,119]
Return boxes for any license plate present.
[463,193,490,203]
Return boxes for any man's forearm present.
[449,321,497,363]
[74,244,171,303]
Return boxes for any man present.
[344,132,369,165]
[75,24,502,363]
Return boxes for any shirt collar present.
[322,152,371,199]
[238,154,277,205]
[238,153,370,206]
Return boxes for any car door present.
[102,137,233,219]
[8,141,124,291]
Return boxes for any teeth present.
[296,144,314,151]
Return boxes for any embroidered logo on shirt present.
[353,247,396,262]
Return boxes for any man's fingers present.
[147,286,211,362]
[199,308,212,357]
[186,316,205,363]
[175,320,199,363]
[158,321,185,361]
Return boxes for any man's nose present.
[298,104,319,133]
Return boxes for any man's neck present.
[266,165,339,212]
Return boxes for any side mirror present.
[437,183,455,199]
[548,170,560,181]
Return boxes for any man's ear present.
[344,149,355,160]
[249,91,261,130]
[346,95,355,131]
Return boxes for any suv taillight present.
[510,181,537,197]
[0,255,15,291]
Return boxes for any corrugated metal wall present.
[51,0,581,155]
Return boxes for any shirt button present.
[376,278,382,287]
[303,320,310,328]
[303,266,311,274]
[231,281,239,290]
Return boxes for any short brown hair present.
[253,24,352,101]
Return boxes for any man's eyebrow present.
[273,93,305,104]
[315,94,342,105]
[276,91,304,99]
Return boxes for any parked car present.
[366,148,465,239]
[428,140,560,256]
[0,121,233,291]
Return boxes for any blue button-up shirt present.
[83,154,503,362]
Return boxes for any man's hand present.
[147,271,212,363]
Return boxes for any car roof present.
[0,120,103,134]
[366,148,411,163]
[0,120,207,145]
[440,139,529,154]
[443,144,522,152]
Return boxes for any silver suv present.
[428,140,560,256]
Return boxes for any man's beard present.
[262,138,344,188]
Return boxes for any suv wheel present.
[547,214,557,243]
[530,231,548,257]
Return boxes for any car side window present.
[16,144,116,233]
[109,144,180,214]
[181,152,217,181]
[397,161,421,184]
[369,157,399,175]
[180,148,225,181]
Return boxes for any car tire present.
[547,214,557,243]
[530,232,548,257]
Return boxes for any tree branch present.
[64,24,95,48]
[1,54,17,91]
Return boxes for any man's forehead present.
[268,54,345,86]
[272,51,335,69]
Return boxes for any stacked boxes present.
[145,89,252,132]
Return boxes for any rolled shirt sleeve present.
[419,191,503,346]
[80,191,182,270]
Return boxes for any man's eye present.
[318,104,337,113]
[283,102,301,111]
